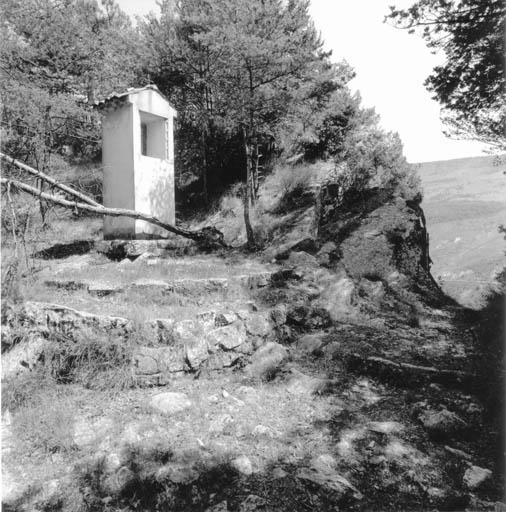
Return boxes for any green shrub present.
[270,165,314,214]
[43,331,135,391]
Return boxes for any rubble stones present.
[287,251,319,267]
[231,455,253,475]
[419,408,467,439]
[206,322,246,351]
[296,465,362,501]
[286,305,332,329]
[296,333,325,355]
[245,342,288,379]
[150,392,192,415]
[463,465,492,490]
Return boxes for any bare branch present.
[1,152,101,207]
[1,177,226,248]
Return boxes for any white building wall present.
[102,87,176,239]
[102,104,135,239]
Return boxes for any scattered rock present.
[205,501,229,512]
[322,341,341,359]
[150,392,192,415]
[272,467,288,479]
[207,322,246,351]
[367,421,404,435]
[270,306,287,327]
[252,425,275,438]
[242,313,271,338]
[444,445,472,460]
[132,346,184,377]
[316,242,338,266]
[312,454,338,471]
[270,268,303,286]
[286,369,327,395]
[286,305,332,329]
[296,333,325,355]
[215,313,237,327]
[296,466,362,501]
[463,465,492,490]
[239,494,267,511]
[287,251,318,267]
[185,338,209,369]
[316,277,356,322]
[155,464,199,484]
[103,465,136,495]
[419,408,467,438]
[1,335,46,380]
[206,351,242,370]
[22,301,131,341]
[209,414,234,435]
[245,342,288,379]
[231,455,253,475]
[426,487,447,502]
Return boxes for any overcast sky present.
[117,0,491,163]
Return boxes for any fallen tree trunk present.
[1,152,101,207]
[1,177,226,249]
[346,353,475,389]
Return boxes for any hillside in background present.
[416,155,506,308]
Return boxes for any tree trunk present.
[253,141,261,201]
[201,129,208,206]
[242,127,256,250]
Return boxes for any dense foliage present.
[1,0,421,242]
[0,0,144,167]
[388,0,505,150]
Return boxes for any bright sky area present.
[117,0,491,163]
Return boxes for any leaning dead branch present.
[0,152,101,207]
[0,176,226,249]
[346,353,475,389]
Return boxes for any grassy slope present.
[416,155,506,308]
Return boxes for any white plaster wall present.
[102,104,135,239]
[133,105,175,238]
[131,89,175,120]
[134,157,175,237]
[102,88,177,240]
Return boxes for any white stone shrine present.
[98,85,176,239]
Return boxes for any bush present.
[270,165,314,214]
[42,331,135,391]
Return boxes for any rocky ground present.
[2,173,504,511]
[2,241,504,512]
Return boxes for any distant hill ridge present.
[415,154,506,307]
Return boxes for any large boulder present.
[463,465,492,490]
[206,322,246,351]
[245,342,288,380]
[419,409,467,439]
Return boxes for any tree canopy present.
[1,0,421,247]
[0,0,144,165]
[387,0,505,150]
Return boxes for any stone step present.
[43,272,272,300]
[95,238,198,259]
[2,301,285,385]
